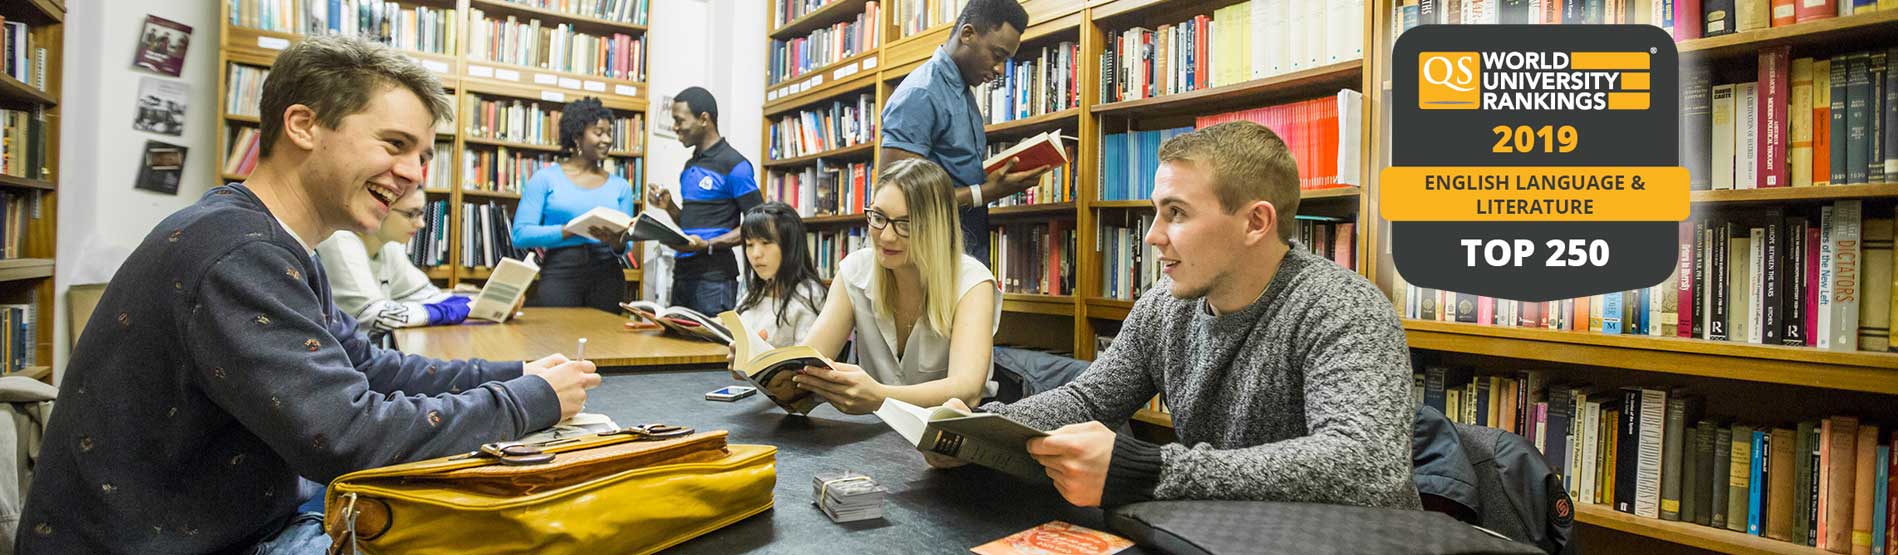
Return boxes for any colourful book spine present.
[1752,429,1768,536]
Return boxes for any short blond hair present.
[1157,121,1301,241]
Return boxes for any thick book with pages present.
[718,311,828,414]
[875,398,1048,483]
[622,301,732,344]
[984,131,1072,174]
[469,253,539,323]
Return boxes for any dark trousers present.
[532,244,624,313]
[672,271,738,316]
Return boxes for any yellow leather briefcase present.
[323,425,776,555]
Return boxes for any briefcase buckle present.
[478,441,555,465]
[600,423,694,440]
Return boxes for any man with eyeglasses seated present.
[315,186,472,341]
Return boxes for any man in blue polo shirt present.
[648,87,763,315]
[879,0,1048,262]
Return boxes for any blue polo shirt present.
[676,138,763,280]
[880,46,991,262]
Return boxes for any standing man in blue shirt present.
[647,87,764,315]
[879,0,1048,262]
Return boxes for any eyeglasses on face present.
[864,209,911,238]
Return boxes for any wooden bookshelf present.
[984,108,1081,138]
[0,0,62,380]
[218,1,651,290]
[763,63,880,115]
[1572,504,1817,555]
[762,142,878,168]
[1001,293,1076,316]
[1690,182,1898,204]
[1091,60,1364,118]
[774,0,879,39]
[0,175,55,192]
[1131,407,1172,427]
[1677,9,1898,59]
[804,213,868,226]
[989,202,1078,218]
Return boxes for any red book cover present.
[1796,0,1837,22]
[1196,15,1209,91]
[1806,223,1822,346]
[1676,0,1703,39]
[1293,101,1311,189]
[1320,96,1340,187]
[983,132,1070,174]
[1771,0,1797,26]
[1759,47,1790,187]
[1679,220,1696,337]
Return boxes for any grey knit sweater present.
[985,246,1421,509]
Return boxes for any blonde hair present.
[1157,121,1301,241]
[874,159,966,336]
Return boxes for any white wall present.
[53,0,222,380]
[50,0,766,377]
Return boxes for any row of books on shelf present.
[462,95,644,153]
[987,139,1074,207]
[225,65,269,117]
[460,149,639,193]
[769,1,879,85]
[768,92,876,160]
[988,221,1076,297]
[974,41,1081,125]
[0,303,36,374]
[1098,215,1358,301]
[774,0,842,28]
[889,0,963,39]
[1100,91,1361,201]
[1694,0,1885,40]
[222,128,264,176]
[230,0,459,55]
[404,200,528,268]
[0,109,47,181]
[1683,48,1895,191]
[1100,0,1365,104]
[495,0,648,25]
[424,140,454,190]
[467,10,646,81]
[0,18,44,91]
[807,227,867,280]
[0,192,37,261]
[1396,200,1897,352]
[1390,0,1887,38]
[407,199,452,267]
[1416,368,1898,553]
[767,160,870,218]
[1295,218,1358,272]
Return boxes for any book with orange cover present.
[984,130,1072,174]
[1853,424,1879,555]
[970,521,1133,555]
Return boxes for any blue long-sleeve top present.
[511,165,636,250]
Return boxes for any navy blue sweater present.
[19,185,559,554]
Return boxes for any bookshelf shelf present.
[608,150,642,158]
[463,136,562,153]
[422,188,453,195]
[984,108,1081,138]
[989,202,1079,218]
[224,113,260,124]
[771,0,876,40]
[0,259,54,283]
[804,213,867,226]
[769,49,881,92]
[459,80,644,112]
[1572,504,1814,555]
[1090,200,1152,209]
[882,24,952,69]
[224,27,462,80]
[1001,293,1076,316]
[0,0,63,25]
[463,267,492,280]
[0,175,54,192]
[763,65,879,116]
[762,142,877,168]
[1092,60,1363,118]
[1677,9,1898,60]
[1094,186,1364,209]
[1019,5,1085,42]
[425,267,453,280]
[0,73,53,108]
[1131,407,1172,427]
[1087,0,1168,21]
[220,172,248,183]
[468,0,648,34]
[1085,297,1135,321]
[461,189,523,200]
[1402,320,1898,395]
[461,60,645,98]
[1690,183,1898,204]
[8,366,50,381]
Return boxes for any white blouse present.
[835,248,1001,390]
[737,280,826,348]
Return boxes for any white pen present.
[575,337,588,361]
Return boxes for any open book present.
[621,301,733,345]
[718,311,831,415]
[875,398,1048,482]
[629,211,693,250]
[469,252,539,323]
[984,130,1072,174]
[561,206,634,237]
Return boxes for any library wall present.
[52,0,222,380]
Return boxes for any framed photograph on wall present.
[652,93,677,140]
[133,15,193,77]
[135,141,188,195]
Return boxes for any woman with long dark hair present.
[510,97,634,312]
[734,202,827,347]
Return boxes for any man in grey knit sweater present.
[948,122,1419,510]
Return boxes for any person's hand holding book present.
[984,158,1054,199]
[792,362,887,415]
[1025,421,1117,507]
[920,398,974,470]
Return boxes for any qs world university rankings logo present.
[1383,25,1689,302]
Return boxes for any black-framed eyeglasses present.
[864,209,911,238]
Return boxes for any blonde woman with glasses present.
[792,159,1002,414]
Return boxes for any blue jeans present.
[672,275,738,316]
[253,512,329,555]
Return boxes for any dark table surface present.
[587,368,1151,555]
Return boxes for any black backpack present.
[1414,407,1577,555]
